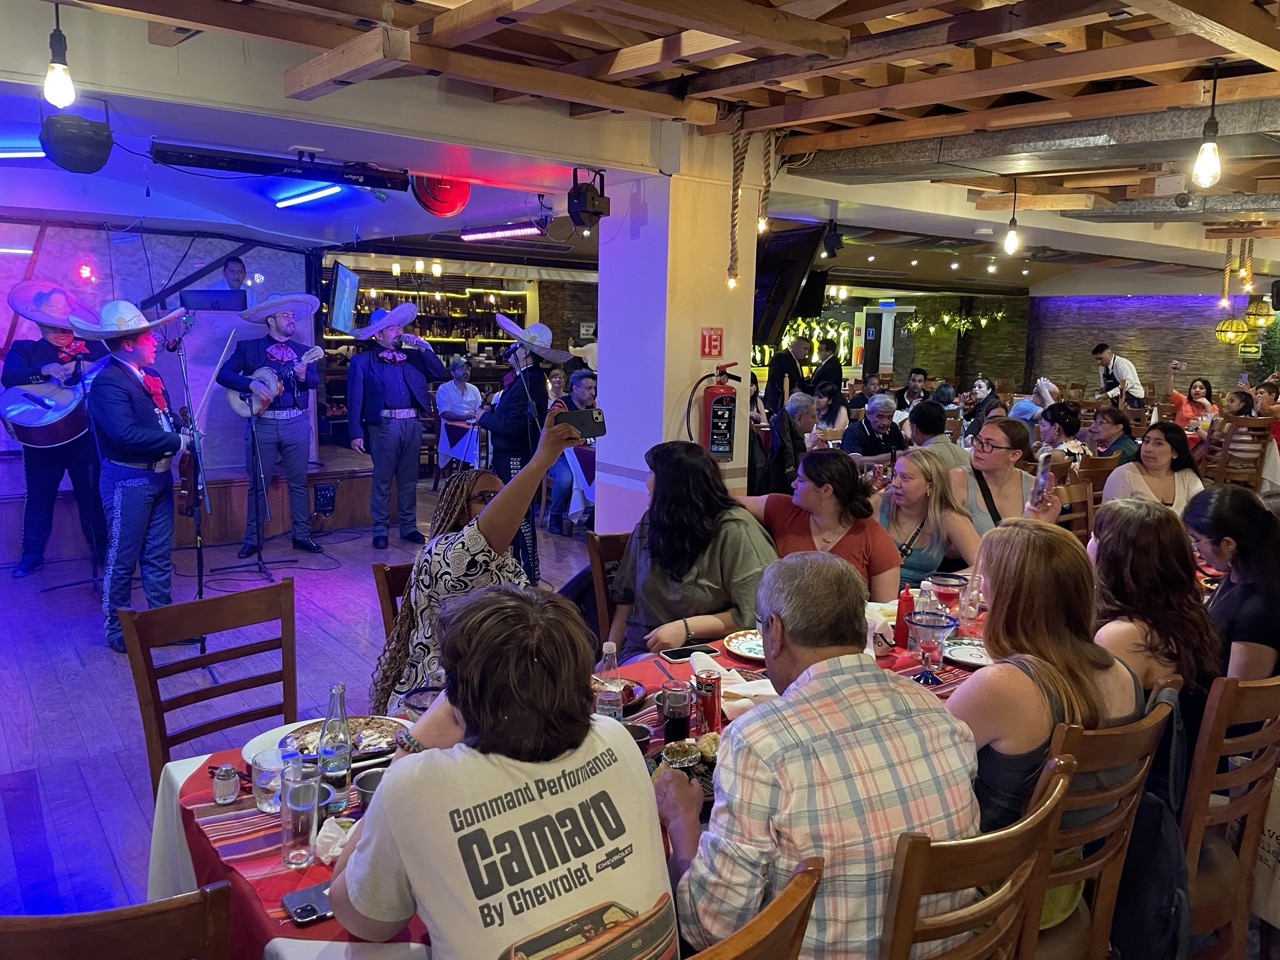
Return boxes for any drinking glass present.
[251,748,285,815]
[959,575,988,640]
[281,763,323,869]
[659,680,692,744]
[905,611,958,686]
[923,574,968,614]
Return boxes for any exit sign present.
[1239,342,1262,359]
[700,326,724,359]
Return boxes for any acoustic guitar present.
[225,345,325,417]
[0,357,110,448]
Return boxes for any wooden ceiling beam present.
[650,0,1128,99]
[1123,0,1280,71]
[257,0,441,29]
[975,192,1115,210]
[937,176,1065,194]
[1060,170,1148,188]
[779,70,1280,153]
[558,31,749,80]
[822,0,958,29]
[508,11,650,50]
[587,0,849,60]
[423,0,577,49]
[1205,225,1280,238]
[284,25,411,100]
[730,33,1226,132]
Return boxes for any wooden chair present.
[586,532,631,642]
[372,561,414,637]
[850,407,866,421]
[420,390,440,482]
[689,858,823,960]
[1064,383,1086,401]
[1077,453,1120,509]
[1200,416,1273,491]
[1181,675,1280,959]
[1054,482,1094,544]
[879,757,1076,960]
[120,580,298,797]
[1076,400,1102,428]
[1123,406,1149,434]
[945,417,963,443]
[1022,678,1180,960]
[1156,401,1177,422]
[0,881,231,959]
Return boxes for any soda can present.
[695,670,722,734]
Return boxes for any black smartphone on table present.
[282,881,333,926]
[660,644,721,663]
[554,407,606,439]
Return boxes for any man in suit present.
[73,301,186,653]
[810,338,843,394]
[763,335,811,416]
[2,281,109,577]
[216,293,324,556]
[347,303,447,549]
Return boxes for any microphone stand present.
[40,350,103,595]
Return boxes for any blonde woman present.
[872,447,980,588]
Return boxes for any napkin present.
[690,651,776,721]
[865,607,894,658]
[315,817,354,866]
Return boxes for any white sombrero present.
[70,300,174,340]
[568,341,598,372]
[494,313,572,364]
[240,292,320,324]
[354,302,418,341]
[7,280,100,332]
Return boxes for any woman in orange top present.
[737,448,901,602]
[1164,361,1217,429]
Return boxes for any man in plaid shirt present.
[655,552,980,958]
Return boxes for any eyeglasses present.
[1188,535,1217,551]
[468,489,499,505]
[973,436,1017,453]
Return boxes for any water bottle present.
[594,642,624,722]
[318,681,352,814]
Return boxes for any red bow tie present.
[267,343,298,364]
[142,374,169,412]
[57,340,89,364]
[378,350,407,364]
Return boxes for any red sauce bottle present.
[893,583,913,649]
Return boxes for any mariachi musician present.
[1,281,109,578]
[215,293,324,557]
[72,301,186,653]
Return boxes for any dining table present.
[146,633,976,960]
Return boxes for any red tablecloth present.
[179,755,429,960]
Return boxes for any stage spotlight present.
[568,167,610,230]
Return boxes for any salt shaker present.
[213,764,240,805]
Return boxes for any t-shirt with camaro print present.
[342,717,677,960]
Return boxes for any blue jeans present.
[100,461,174,649]
[546,453,573,527]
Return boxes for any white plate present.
[723,630,766,662]
[240,717,410,767]
[943,639,992,668]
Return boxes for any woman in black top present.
[1184,486,1280,679]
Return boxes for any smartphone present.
[282,882,333,926]
[660,644,721,663]
[554,407,606,439]
[1032,447,1054,506]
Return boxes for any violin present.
[176,405,199,518]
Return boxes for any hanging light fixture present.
[1245,294,1275,329]
[1003,179,1020,256]
[1214,315,1248,343]
[1192,57,1225,190]
[43,4,75,109]
[430,261,443,277]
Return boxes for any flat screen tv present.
[329,262,360,334]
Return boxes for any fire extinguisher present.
[684,362,742,462]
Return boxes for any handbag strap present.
[973,469,1003,526]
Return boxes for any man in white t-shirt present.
[435,355,483,423]
[208,255,259,307]
[332,586,676,960]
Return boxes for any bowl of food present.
[354,768,385,809]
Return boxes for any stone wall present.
[537,280,598,352]
[892,296,1030,388]
[1028,295,1260,402]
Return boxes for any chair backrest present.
[1065,383,1086,401]
[120,580,298,796]
[1076,400,1103,427]
[850,407,866,421]
[945,417,963,443]
[1156,401,1177,422]
[586,532,631,643]
[1078,451,1121,474]
[878,757,1075,960]
[817,427,844,442]
[1053,481,1094,543]
[372,561,415,637]
[0,881,231,959]
[1124,406,1149,432]
[1021,678,1180,960]
[1200,415,1272,490]
[1182,675,1280,889]
[689,858,824,960]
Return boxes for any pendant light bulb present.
[1192,125,1221,189]
[44,6,74,109]
[1003,217,1020,256]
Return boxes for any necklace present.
[809,514,850,550]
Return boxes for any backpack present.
[1108,686,1191,960]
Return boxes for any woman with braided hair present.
[371,411,581,713]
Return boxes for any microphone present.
[501,342,520,360]
[164,311,194,352]
[165,335,186,353]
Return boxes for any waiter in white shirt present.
[208,256,259,307]
[1092,342,1145,409]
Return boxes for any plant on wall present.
[1261,320,1280,378]
[905,301,1006,336]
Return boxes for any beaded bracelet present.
[395,727,427,754]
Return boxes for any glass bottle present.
[318,682,352,814]
[594,642,624,722]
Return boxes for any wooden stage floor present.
[0,480,589,916]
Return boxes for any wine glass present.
[905,610,958,686]
[923,574,968,614]
[959,574,987,640]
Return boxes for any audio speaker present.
[1272,279,1280,305]
[39,114,113,174]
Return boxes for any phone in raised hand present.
[1032,447,1054,506]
